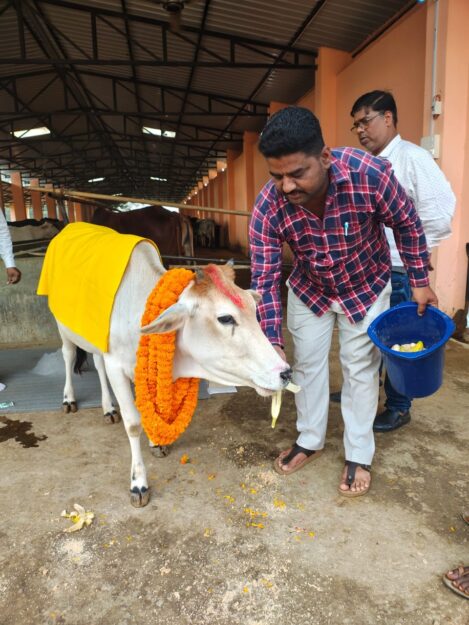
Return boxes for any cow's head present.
[141,263,292,396]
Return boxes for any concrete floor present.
[0,326,468,625]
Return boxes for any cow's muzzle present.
[280,367,293,384]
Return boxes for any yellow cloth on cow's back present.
[37,222,160,352]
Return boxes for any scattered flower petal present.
[260,579,273,588]
[246,522,265,529]
[244,507,268,518]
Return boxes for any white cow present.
[55,240,292,507]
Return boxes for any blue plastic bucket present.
[367,302,455,398]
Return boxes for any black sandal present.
[339,461,371,497]
[273,443,323,476]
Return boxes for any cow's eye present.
[217,315,236,326]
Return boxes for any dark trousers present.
[383,270,412,412]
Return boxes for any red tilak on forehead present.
[205,264,245,309]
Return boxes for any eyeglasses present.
[350,112,383,133]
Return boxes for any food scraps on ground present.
[61,503,94,533]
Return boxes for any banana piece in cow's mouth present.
[271,391,282,429]
[285,382,301,393]
[270,382,301,428]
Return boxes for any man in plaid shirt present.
[249,106,437,496]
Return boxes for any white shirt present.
[0,210,15,268]
[379,134,455,267]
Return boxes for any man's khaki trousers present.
[287,282,392,465]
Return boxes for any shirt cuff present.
[264,325,283,348]
[407,269,430,288]
[2,253,15,269]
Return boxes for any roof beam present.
[0,58,315,69]
[15,0,136,187]
[38,0,317,58]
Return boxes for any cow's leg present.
[103,360,150,507]
[92,354,121,424]
[61,336,78,414]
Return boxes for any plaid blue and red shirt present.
[249,147,430,347]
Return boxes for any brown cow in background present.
[91,205,194,261]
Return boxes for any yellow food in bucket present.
[390,340,425,353]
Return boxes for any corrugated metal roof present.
[0,0,418,201]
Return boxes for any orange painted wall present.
[232,151,247,251]
[428,0,469,315]
[335,6,427,148]
[313,48,350,146]
[253,140,270,203]
[331,1,469,315]
[297,88,315,111]
[174,2,469,317]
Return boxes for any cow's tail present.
[73,347,88,375]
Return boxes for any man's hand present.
[6,267,21,284]
[273,344,287,362]
[411,285,438,316]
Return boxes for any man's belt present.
[391,266,407,275]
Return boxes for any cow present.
[39,225,292,508]
[180,213,195,258]
[8,217,63,243]
[92,205,194,262]
[196,218,217,248]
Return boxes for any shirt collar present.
[329,155,350,185]
[378,134,402,159]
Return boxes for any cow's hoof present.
[130,486,150,508]
[150,445,169,458]
[62,401,77,414]
[103,410,121,424]
[70,401,78,413]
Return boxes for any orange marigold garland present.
[134,268,200,446]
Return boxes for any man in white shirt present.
[348,90,455,432]
[0,210,21,284]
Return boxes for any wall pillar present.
[314,47,351,146]
[30,178,43,220]
[0,182,5,215]
[10,172,27,221]
[67,201,75,222]
[226,148,241,246]
[269,101,289,116]
[242,131,258,245]
[74,202,83,222]
[44,184,57,219]
[217,169,225,244]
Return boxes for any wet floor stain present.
[452,378,469,393]
[0,416,48,448]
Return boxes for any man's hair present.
[258,106,325,158]
[350,90,398,125]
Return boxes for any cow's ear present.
[141,301,189,334]
[247,289,262,304]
